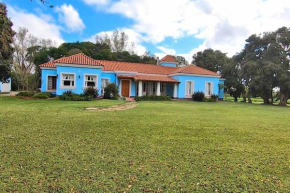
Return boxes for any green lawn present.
[1,97,290,192]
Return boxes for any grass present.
[1,97,290,192]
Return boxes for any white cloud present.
[55,4,85,33]
[82,0,110,7]
[106,0,290,58]
[7,5,64,45]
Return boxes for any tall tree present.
[192,48,229,73]
[176,56,189,67]
[0,3,15,82]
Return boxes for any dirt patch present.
[86,102,138,112]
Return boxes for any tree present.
[29,0,53,8]
[0,3,15,82]
[176,56,189,67]
[241,33,281,105]
[95,30,135,53]
[192,48,229,73]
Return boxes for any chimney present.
[157,57,159,65]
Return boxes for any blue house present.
[40,53,225,99]
[0,78,11,93]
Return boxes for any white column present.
[156,82,161,96]
[173,83,178,98]
[138,81,143,96]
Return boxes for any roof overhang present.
[55,63,103,69]
[169,73,221,78]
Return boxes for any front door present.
[121,80,130,97]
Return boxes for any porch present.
[117,75,179,98]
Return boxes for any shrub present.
[210,94,219,101]
[59,91,93,101]
[83,87,99,98]
[104,83,119,100]
[192,91,205,102]
[34,93,49,100]
[16,91,36,97]
[203,98,217,102]
[134,95,172,101]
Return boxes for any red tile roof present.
[160,55,178,63]
[39,61,56,68]
[96,60,177,75]
[39,53,220,77]
[54,53,102,66]
[171,65,220,76]
[134,75,180,83]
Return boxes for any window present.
[205,82,213,96]
[152,82,156,93]
[101,78,109,94]
[143,82,147,92]
[47,76,56,90]
[85,75,97,87]
[186,81,194,97]
[160,83,165,93]
[62,74,75,87]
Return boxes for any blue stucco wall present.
[0,81,2,91]
[56,66,102,95]
[219,80,225,99]
[41,69,57,93]
[159,62,177,67]
[166,83,174,97]
[171,75,220,98]
[101,72,117,84]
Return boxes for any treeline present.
[193,27,290,106]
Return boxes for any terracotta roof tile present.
[171,65,220,76]
[96,60,177,75]
[116,75,135,79]
[39,61,56,68]
[39,53,219,77]
[54,53,103,66]
[159,55,178,63]
[133,75,180,83]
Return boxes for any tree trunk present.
[234,97,238,102]
[279,93,288,106]
[241,93,246,102]
[248,96,252,103]
[263,98,271,105]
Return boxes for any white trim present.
[60,72,76,89]
[169,73,221,78]
[55,63,103,69]
[205,81,214,97]
[173,83,178,98]
[83,74,98,89]
[101,78,110,95]
[46,74,57,92]
[120,79,131,97]
[185,80,194,98]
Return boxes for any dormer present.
[158,55,178,67]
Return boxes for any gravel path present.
[86,101,138,111]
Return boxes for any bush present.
[203,98,217,102]
[134,95,172,101]
[16,91,36,97]
[83,87,99,98]
[192,91,205,101]
[34,93,49,100]
[210,94,219,101]
[104,83,119,100]
[59,91,93,101]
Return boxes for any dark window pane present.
[64,81,70,86]
[87,82,95,87]
[72,81,74,86]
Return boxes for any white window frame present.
[60,73,76,89]
[101,78,110,95]
[205,81,213,97]
[84,74,98,89]
[46,75,57,91]
[185,80,194,98]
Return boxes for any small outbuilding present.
[0,78,11,93]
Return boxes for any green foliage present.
[134,95,172,101]
[16,91,36,97]
[0,3,15,81]
[104,83,119,100]
[192,91,205,101]
[34,92,49,99]
[83,87,99,98]
[210,94,219,100]
[203,98,217,102]
[59,93,93,101]
[192,48,230,73]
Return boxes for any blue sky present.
[3,0,290,61]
